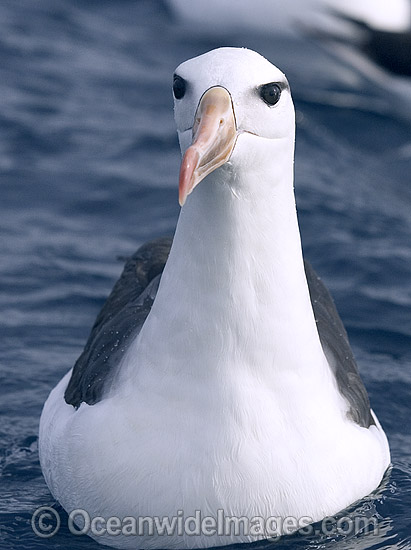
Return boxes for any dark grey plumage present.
[304,261,375,428]
[64,237,172,408]
[64,237,374,429]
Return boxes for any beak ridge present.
[178,86,237,206]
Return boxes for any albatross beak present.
[178,86,237,206]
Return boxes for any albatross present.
[39,47,390,549]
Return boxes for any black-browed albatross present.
[39,47,390,550]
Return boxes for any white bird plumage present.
[39,47,390,550]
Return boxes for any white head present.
[173,47,295,205]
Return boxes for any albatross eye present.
[259,82,282,106]
[173,75,187,100]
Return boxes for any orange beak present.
[178,86,237,206]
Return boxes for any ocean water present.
[0,1,410,549]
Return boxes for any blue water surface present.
[0,1,410,549]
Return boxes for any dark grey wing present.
[64,237,173,408]
[304,260,375,428]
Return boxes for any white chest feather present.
[40,149,389,548]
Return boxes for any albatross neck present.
[136,137,326,377]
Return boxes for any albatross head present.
[173,47,295,206]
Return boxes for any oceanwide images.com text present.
[31,506,379,539]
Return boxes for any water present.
[0,1,410,548]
